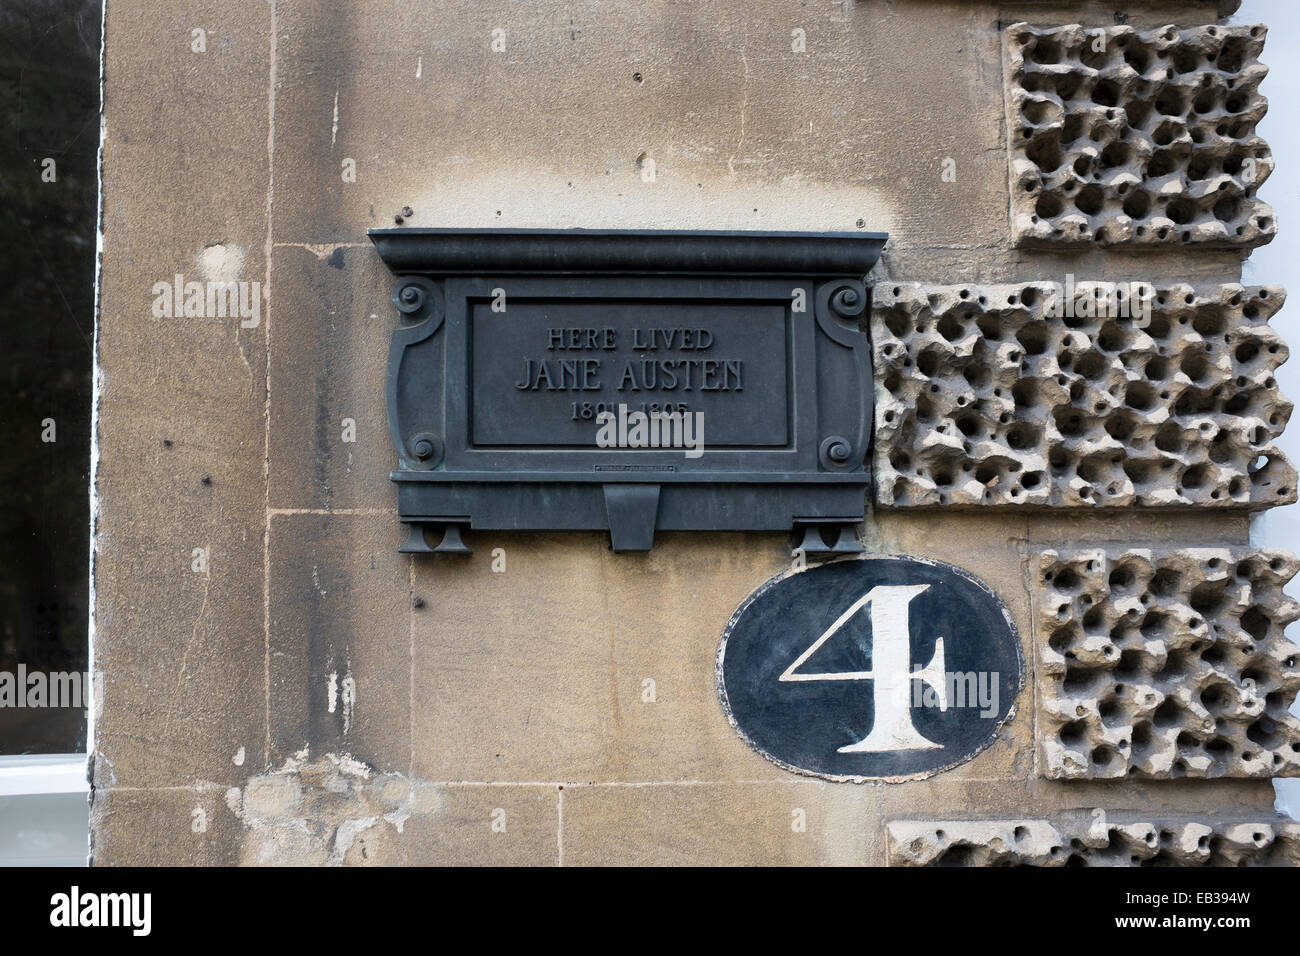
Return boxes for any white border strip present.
[86,0,108,776]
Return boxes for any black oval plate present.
[717,555,1024,782]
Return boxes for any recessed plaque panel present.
[470,298,790,447]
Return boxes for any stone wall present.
[91,0,1296,865]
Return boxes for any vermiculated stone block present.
[1005,22,1275,249]
[871,283,1295,510]
[888,818,1300,866]
[1038,548,1300,779]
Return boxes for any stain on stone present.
[197,242,246,282]
[225,750,443,866]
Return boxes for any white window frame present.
[0,754,88,797]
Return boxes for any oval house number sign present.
[717,555,1025,781]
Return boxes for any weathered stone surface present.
[90,786,243,867]
[1005,22,1275,249]
[93,752,561,866]
[221,751,441,866]
[872,282,1295,509]
[266,246,394,510]
[269,0,1014,250]
[267,513,411,773]
[1038,548,1300,779]
[888,817,1300,866]
[409,532,795,784]
[93,0,271,789]
[559,782,874,866]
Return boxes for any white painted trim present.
[86,0,108,770]
[0,755,89,797]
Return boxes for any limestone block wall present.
[90,0,1294,866]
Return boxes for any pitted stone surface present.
[888,818,1300,866]
[1038,548,1300,779]
[871,282,1295,509]
[1006,22,1275,249]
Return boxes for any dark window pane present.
[0,0,101,754]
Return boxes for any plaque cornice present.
[368,227,887,277]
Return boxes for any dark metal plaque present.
[717,555,1024,781]
[369,228,887,553]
